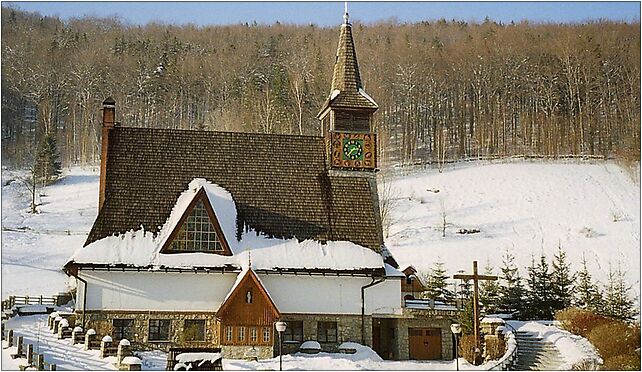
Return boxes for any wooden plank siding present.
[217,270,280,346]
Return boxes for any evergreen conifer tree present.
[479,263,501,315]
[526,254,554,320]
[551,245,575,312]
[34,133,62,186]
[603,265,637,321]
[574,255,603,311]
[425,260,454,303]
[498,251,525,318]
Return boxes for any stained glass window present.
[169,199,224,253]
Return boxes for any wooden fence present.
[2,294,69,312]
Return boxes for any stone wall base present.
[222,345,273,360]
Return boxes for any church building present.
[64,9,456,361]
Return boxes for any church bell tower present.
[317,7,378,171]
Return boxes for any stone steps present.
[510,330,566,371]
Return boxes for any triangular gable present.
[161,188,232,256]
[217,269,280,321]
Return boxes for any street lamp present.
[450,323,462,371]
[275,321,287,371]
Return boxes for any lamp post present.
[275,321,287,371]
[450,323,462,371]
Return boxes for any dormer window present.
[170,199,223,252]
[162,188,232,255]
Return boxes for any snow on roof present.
[358,88,378,107]
[384,264,405,278]
[330,89,341,101]
[68,179,384,271]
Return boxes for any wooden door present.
[409,328,442,360]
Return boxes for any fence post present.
[25,295,29,305]
[50,364,56,371]
[16,335,23,356]
[36,354,44,370]
[7,329,13,347]
[100,335,113,358]
[39,295,43,305]
[84,329,96,350]
[26,344,34,365]
[117,339,131,366]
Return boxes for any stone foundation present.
[222,345,273,360]
[277,313,372,355]
[79,310,218,351]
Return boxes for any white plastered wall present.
[258,275,402,315]
[78,271,237,312]
[78,270,402,315]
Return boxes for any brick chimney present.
[99,97,116,211]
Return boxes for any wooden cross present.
[453,261,498,357]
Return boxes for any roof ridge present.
[112,126,324,140]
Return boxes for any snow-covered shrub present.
[299,340,321,354]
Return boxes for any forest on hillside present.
[1,6,640,168]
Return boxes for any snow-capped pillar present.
[99,97,116,212]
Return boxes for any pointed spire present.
[331,10,361,92]
[317,4,377,119]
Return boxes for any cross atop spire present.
[344,1,349,24]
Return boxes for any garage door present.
[409,328,442,360]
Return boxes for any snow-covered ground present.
[2,314,490,371]
[384,160,640,298]
[508,320,602,369]
[1,167,99,297]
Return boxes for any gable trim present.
[160,187,233,256]
[217,269,280,319]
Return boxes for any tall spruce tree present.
[574,255,603,311]
[34,133,62,186]
[525,254,554,320]
[551,245,575,312]
[479,263,501,315]
[602,264,638,321]
[498,251,525,318]
[424,260,454,303]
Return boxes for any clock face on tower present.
[342,139,364,160]
[329,132,376,170]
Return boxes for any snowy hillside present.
[1,167,99,297]
[1,160,639,302]
[384,160,640,299]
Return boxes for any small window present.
[250,327,257,342]
[148,319,171,341]
[284,321,303,343]
[113,319,134,340]
[317,321,337,343]
[238,326,245,342]
[184,320,206,342]
[246,290,253,304]
[263,327,271,343]
[226,326,233,342]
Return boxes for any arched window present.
[246,290,253,304]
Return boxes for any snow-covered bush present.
[299,340,321,354]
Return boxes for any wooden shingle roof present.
[86,127,383,252]
[318,21,378,116]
